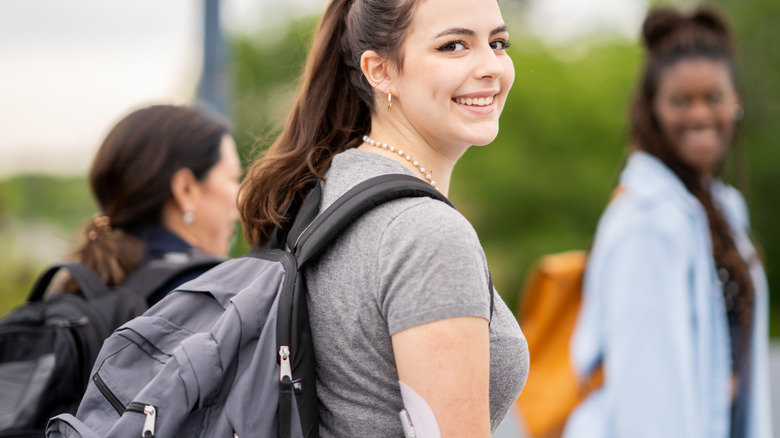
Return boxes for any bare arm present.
[392,315,491,437]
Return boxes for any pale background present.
[0,0,646,177]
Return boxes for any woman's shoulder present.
[323,148,481,249]
[598,187,694,246]
[380,195,479,249]
[603,152,704,242]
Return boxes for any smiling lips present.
[680,127,720,149]
[455,95,494,106]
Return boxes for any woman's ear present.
[169,168,199,214]
[360,50,395,95]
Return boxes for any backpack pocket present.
[98,332,225,438]
[74,317,189,436]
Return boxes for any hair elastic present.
[88,214,112,241]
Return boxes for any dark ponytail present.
[629,6,755,347]
[239,0,420,248]
[69,105,229,288]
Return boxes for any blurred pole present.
[198,0,227,116]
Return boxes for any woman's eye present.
[491,39,511,50]
[670,95,689,108]
[438,41,466,52]
[707,92,724,106]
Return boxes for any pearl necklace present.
[362,135,437,189]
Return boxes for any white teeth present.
[456,96,494,106]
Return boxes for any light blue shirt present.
[563,151,772,438]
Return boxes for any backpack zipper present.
[92,373,125,416]
[126,402,156,438]
[93,375,157,437]
[279,346,292,382]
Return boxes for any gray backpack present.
[46,174,452,438]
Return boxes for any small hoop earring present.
[183,211,195,225]
[387,93,392,112]
[734,105,744,122]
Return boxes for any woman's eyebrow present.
[435,25,508,39]
[435,27,474,38]
[490,25,508,36]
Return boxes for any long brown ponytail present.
[239,0,420,248]
[70,105,229,288]
[629,6,755,345]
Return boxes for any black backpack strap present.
[290,173,494,321]
[284,182,323,252]
[266,180,320,252]
[120,252,224,301]
[291,174,452,265]
[27,262,107,303]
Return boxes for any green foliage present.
[0,175,92,316]
[228,17,318,169]
[0,175,94,232]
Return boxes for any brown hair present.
[239,0,419,248]
[70,104,229,287]
[629,6,754,341]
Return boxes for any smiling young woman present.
[564,6,771,438]
[355,0,515,195]
[238,0,529,436]
[652,58,741,180]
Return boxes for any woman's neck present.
[361,119,460,195]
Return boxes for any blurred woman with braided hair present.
[564,6,771,438]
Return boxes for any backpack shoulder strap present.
[27,262,107,303]
[289,173,496,322]
[119,252,224,301]
[291,174,452,266]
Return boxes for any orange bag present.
[513,250,603,438]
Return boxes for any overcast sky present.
[0,0,646,177]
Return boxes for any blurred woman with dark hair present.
[565,6,771,438]
[71,104,241,303]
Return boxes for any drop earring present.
[183,211,195,225]
[387,93,392,112]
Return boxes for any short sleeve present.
[376,199,491,335]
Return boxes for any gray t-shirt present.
[305,149,529,437]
